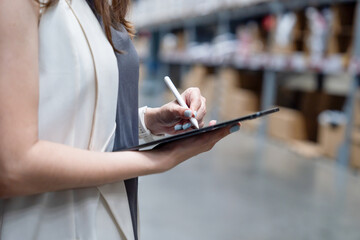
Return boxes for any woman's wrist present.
[144,107,163,135]
[141,148,174,174]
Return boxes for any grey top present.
[111,26,140,240]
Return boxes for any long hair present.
[37,0,135,54]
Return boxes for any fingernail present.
[174,124,183,131]
[194,111,198,118]
[184,110,192,118]
[182,123,192,130]
[230,125,240,134]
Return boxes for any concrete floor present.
[138,90,360,240]
[138,131,360,240]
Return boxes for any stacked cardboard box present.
[182,65,209,89]
[218,68,260,131]
[270,11,306,54]
[268,107,307,141]
[351,91,360,168]
[351,129,360,168]
[353,90,360,127]
[236,21,266,55]
[316,104,360,168]
[300,91,345,142]
[327,3,355,67]
[177,65,216,109]
[300,92,328,142]
[318,118,345,159]
[289,140,323,159]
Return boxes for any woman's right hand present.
[145,121,241,173]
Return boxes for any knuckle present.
[170,106,179,115]
[189,87,201,96]
[191,87,200,93]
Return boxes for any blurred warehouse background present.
[129,0,360,239]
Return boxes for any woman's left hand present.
[144,87,206,135]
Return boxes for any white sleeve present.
[138,106,164,143]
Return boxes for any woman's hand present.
[145,121,241,173]
[144,87,206,135]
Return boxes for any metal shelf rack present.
[133,0,360,168]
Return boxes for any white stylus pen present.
[164,76,200,129]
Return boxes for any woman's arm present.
[0,0,236,199]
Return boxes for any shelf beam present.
[337,0,360,167]
[258,71,278,138]
[136,0,357,32]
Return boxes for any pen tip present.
[192,119,200,129]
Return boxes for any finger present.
[209,120,217,126]
[173,123,183,131]
[198,120,205,129]
[183,88,202,112]
[208,122,241,141]
[181,121,193,131]
[211,124,237,142]
[171,104,196,120]
[195,98,206,121]
[229,123,241,134]
[173,120,193,132]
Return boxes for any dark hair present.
[37,0,135,53]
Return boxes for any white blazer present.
[0,0,135,239]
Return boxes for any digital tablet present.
[124,107,280,151]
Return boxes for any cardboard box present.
[176,31,187,52]
[200,75,216,110]
[268,107,307,141]
[351,144,360,169]
[221,89,259,120]
[300,91,345,142]
[354,91,360,127]
[327,3,355,65]
[178,65,216,110]
[218,68,240,91]
[351,128,360,169]
[289,140,323,159]
[236,22,265,55]
[276,88,302,109]
[219,68,262,93]
[182,65,208,90]
[218,68,261,130]
[219,69,260,130]
[300,92,329,142]
[331,3,356,34]
[318,121,345,159]
[269,11,307,54]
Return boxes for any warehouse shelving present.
[131,0,360,168]
[159,52,354,74]
[132,0,356,32]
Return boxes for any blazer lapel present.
[65,1,134,239]
[97,183,135,240]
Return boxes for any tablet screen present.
[124,107,279,151]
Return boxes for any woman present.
[0,0,240,239]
